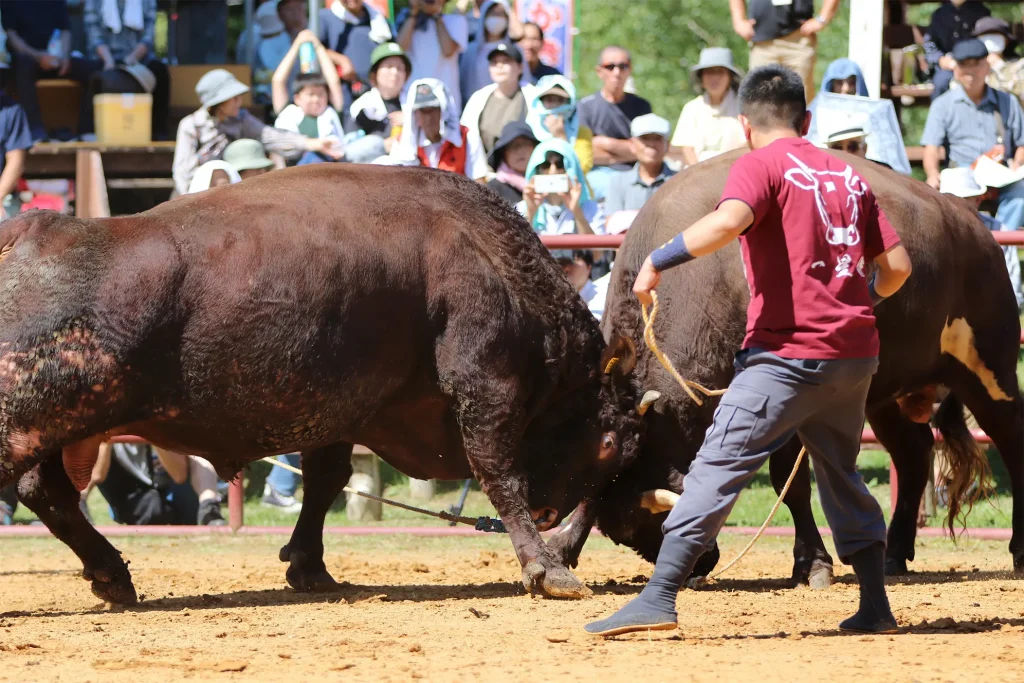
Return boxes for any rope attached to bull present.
[260,457,507,533]
[641,290,807,581]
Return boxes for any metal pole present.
[309,0,319,38]
[245,0,255,66]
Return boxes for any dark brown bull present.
[548,150,1024,581]
[0,165,650,604]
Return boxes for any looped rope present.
[641,289,806,580]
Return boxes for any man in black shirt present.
[0,0,102,142]
[729,0,840,100]
[517,22,561,85]
[923,0,991,100]
[577,45,652,199]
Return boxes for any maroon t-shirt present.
[719,137,901,359]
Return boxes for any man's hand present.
[409,0,422,16]
[310,137,345,159]
[799,17,825,36]
[926,174,941,191]
[122,53,138,66]
[295,29,318,44]
[388,110,405,129]
[938,54,956,71]
[563,178,582,214]
[733,17,756,41]
[632,257,661,308]
[544,113,566,139]
[102,56,116,70]
[39,54,61,70]
[523,178,542,220]
[58,57,71,77]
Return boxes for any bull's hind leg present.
[866,402,934,575]
[770,438,834,588]
[279,442,353,591]
[18,453,137,604]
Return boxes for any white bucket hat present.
[690,47,744,86]
[939,167,987,198]
[196,69,250,109]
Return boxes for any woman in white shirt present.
[670,47,746,167]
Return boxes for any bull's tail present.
[934,393,992,536]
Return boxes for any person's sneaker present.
[261,484,302,514]
[198,499,227,526]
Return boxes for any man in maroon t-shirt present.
[586,66,913,638]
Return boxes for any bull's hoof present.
[793,556,834,590]
[522,560,591,599]
[688,542,720,579]
[282,548,339,592]
[1013,555,1023,576]
[83,564,137,605]
[884,557,909,576]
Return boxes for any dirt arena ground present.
[1,532,1022,682]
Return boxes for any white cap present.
[630,113,671,139]
[939,167,987,198]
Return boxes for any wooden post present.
[346,446,382,521]
[849,0,885,99]
[228,476,244,531]
[74,149,110,219]
[409,478,435,501]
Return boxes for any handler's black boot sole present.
[838,543,899,634]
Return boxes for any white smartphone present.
[534,174,570,194]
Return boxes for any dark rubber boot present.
[585,536,702,637]
[839,543,899,634]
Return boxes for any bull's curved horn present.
[637,390,661,416]
[640,489,679,514]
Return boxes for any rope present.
[641,290,806,580]
[259,456,507,533]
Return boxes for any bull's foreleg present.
[279,442,353,592]
[17,453,137,604]
[546,498,595,569]
[769,438,834,588]
[867,402,934,576]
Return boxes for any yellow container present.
[94,93,152,146]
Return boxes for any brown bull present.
[548,150,1024,581]
[0,164,650,604]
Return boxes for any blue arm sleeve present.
[649,233,695,272]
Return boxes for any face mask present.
[982,34,1006,55]
[484,16,508,37]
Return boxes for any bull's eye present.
[602,434,616,451]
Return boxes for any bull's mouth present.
[531,508,558,532]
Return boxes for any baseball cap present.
[487,42,523,64]
[370,42,412,75]
[411,82,441,110]
[952,38,989,62]
[630,113,671,139]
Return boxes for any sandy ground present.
[1,532,1023,683]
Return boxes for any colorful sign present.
[365,0,392,18]
[516,0,574,77]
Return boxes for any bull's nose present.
[532,508,558,532]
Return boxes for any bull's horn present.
[637,390,661,416]
[640,489,679,514]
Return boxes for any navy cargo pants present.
[663,348,886,562]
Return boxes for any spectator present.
[922,38,1024,231]
[1,0,100,142]
[350,41,411,159]
[517,22,560,85]
[606,114,676,216]
[729,0,839,100]
[235,0,276,64]
[250,0,291,106]
[263,455,302,513]
[670,47,745,167]
[186,160,241,194]
[806,58,868,143]
[826,127,868,159]
[517,138,604,238]
[525,75,594,173]
[486,120,537,204]
[457,0,522,45]
[556,250,600,309]
[83,443,226,526]
[224,138,275,180]
[0,482,16,525]
[974,17,1024,104]
[0,92,31,218]
[390,78,487,179]
[83,0,170,139]
[459,0,515,100]
[578,46,652,199]
[923,0,990,100]
[317,0,394,126]
[173,69,339,195]
[460,42,531,156]
[276,73,346,165]
[272,30,344,116]
[939,166,1024,310]
[396,0,469,113]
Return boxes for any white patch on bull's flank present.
[940,317,1012,402]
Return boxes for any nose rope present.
[641,290,807,581]
[260,456,508,533]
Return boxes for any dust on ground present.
[1,532,1022,682]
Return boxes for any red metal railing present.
[116,230,1024,529]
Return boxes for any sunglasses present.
[546,161,566,171]
[830,141,863,154]
[601,62,631,72]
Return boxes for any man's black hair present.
[293,73,329,97]
[738,65,807,132]
[520,21,544,41]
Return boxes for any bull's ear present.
[601,335,636,379]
